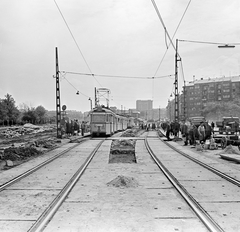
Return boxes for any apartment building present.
[181,76,240,118]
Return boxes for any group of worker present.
[181,121,214,146]
[61,118,87,136]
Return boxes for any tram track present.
[146,130,240,232]
[0,136,90,191]
[0,138,105,232]
[158,130,240,187]
[1,131,240,231]
[28,139,105,232]
[145,133,223,232]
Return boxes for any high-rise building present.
[136,100,153,112]
[136,100,153,120]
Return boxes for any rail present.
[144,135,224,232]
[28,139,105,232]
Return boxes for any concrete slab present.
[44,140,208,232]
[0,143,76,186]
[180,180,240,202]
[0,221,35,232]
[201,201,240,232]
[0,189,58,220]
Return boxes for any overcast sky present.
[0,0,239,112]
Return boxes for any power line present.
[153,0,192,77]
[179,40,240,45]
[59,72,90,98]
[54,0,102,87]
[150,0,178,56]
[61,71,174,79]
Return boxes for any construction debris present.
[0,123,55,139]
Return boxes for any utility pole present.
[174,39,181,122]
[55,47,62,139]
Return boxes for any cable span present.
[153,0,192,77]
[61,71,174,79]
[178,40,240,45]
[54,0,102,87]
[59,72,90,98]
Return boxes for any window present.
[203,85,208,90]
[223,89,230,93]
[92,114,106,122]
[218,96,222,101]
[222,82,230,87]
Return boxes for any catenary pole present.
[55,47,62,138]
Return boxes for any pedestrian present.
[81,121,85,136]
[211,121,215,134]
[181,121,189,145]
[198,122,206,143]
[234,120,239,135]
[166,122,171,141]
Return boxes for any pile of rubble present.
[121,129,141,137]
[0,123,55,139]
[111,139,135,153]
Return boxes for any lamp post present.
[88,97,93,110]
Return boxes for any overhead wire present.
[150,0,179,56]
[178,40,240,45]
[54,0,102,87]
[61,71,174,79]
[152,0,192,77]
[59,72,90,98]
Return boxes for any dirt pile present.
[1,146,42,161]
[107,175,139,188]
[217,145,240,155]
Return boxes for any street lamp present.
[88,97,93,110]
[218,44,235,48]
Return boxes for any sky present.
[0,0,240,112]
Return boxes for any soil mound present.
[217,145,240,155]
[107,175,139,188]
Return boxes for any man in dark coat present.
[181,122,189,145]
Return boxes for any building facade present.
[136,100,153,112]
[168,76,240,121]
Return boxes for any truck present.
[216,117,239,135]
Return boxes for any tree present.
[0,94,20,125]
[35,105,47,123]
[202,101,240,121]
[21,106,37,124]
